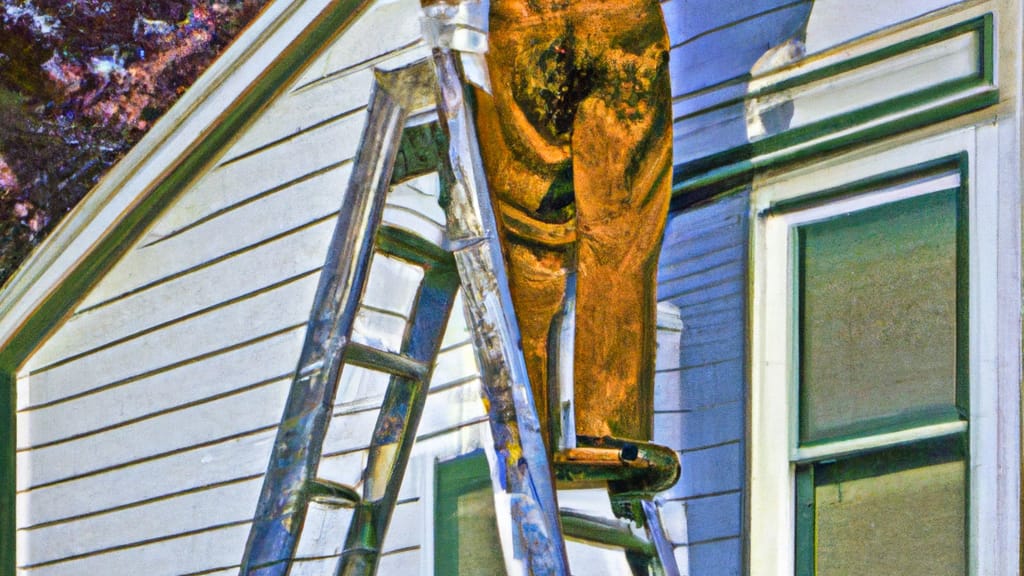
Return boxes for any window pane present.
[798,189,961,444]
[453,485,507,573]
[812,438,966,575]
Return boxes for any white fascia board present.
[0,0,344,354]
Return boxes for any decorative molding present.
[673,12,998,201]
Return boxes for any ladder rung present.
[559,509,655,556]
[344,342,430,381]
[307,478,361,508]
[376,224,453,269]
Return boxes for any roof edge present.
[0,0,375,368]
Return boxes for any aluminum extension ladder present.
[238,12,681,575]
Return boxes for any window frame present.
[748,126,1020,576]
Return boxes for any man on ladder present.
[446,0,681,571]
[239,1,680,572]
[471,0,672,456]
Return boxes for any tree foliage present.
[0,0,266,285]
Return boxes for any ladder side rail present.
[240,82,411,576]
[337,256,461,575]
[428,48,571,575]
[641,500,681,576]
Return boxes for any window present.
[434,450,507,575]
[791,186,968,574]
[750,133,1020,576]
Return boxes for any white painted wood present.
[362,253,424,316]
[321,378,484,459]
[19,477,262,566]
[18,429,276,527]
[652,412,684,449]
[17,379,289,490]
[80,164,349,311]
[22,274,319,410]
[289,556,341,576]
[18,522,251,576]
[376,547,422,576]
[151,110,367,238]
[388,173,445,227]
[752,126,977,209]
[293,502,352,560]
[804,0,964,54]
[792,421,968,462]
[322,408,379,459]
[672,545,690,575]
[991,100,1022,576]
[969,120,1021,576]
[227,44,432,160]
[30,219,333,369]
[655,302,682,372]
[749,164,806,576]
[408,419,490,465]
[18,327,304,450]
[785,31,981,134]
[382,206,447,248]
[316,448,368,490]
[419,379,487,438]
[429,340,479,386]
[658,500,689,545]
[187,568,240,576]
[292,500,420,561]
[559,488,634,575]
[353,307,409,352]
[440,290,472,348]
[294,0,426,89]
[383,173,447,247]
[335,365,392,408]
[653,369,682,412]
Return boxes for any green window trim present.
[0,371,12,576]
[434,450,506,576]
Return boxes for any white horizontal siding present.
[18,327,303,450]
[20,274,319,412]
[293,0,426,90]
[29,218,334,370]
[19,478,262,567]
[80,165,348,311]
[804,0,962,53]
[17,1,438,571]
[18,429,275,528]
[17,379,289,491]
[18,523,251,576]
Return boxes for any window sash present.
[794,433,968,576]
[793,186,969,447]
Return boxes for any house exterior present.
[0,0,1019,575]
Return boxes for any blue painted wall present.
[663,0,814,167]
[657,190,749,576]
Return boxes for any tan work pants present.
[475,0,672,444]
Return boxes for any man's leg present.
[571,9,672,441]
[473,45,573,448]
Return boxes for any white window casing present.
[749,124,1021,576]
